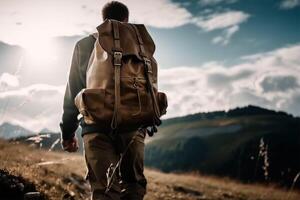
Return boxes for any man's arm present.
[60,43,84,140]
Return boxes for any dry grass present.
[146,170,300,200]
[0,139,299,200]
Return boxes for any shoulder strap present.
[110,20,122,130]
[131,24,161,126]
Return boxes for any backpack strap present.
[110,20,123,130]
[85,33,98,73]
[131,24,161,127]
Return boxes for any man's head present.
[102,1,129,22]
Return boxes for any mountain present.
[0,122,33,139]
[145,105,300,188]
[39,128,54,133]
[0,122,83,152]
[12,128,84,152]
[0,41,23,74]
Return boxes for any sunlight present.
[22,35,57,64]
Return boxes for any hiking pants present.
[83,129,147,200]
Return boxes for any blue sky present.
[0,0,299,132]
[151,0,300,67]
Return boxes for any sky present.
[0,0,299,132]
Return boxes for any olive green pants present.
[83,129,147,200]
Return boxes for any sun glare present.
[22,36,57,64]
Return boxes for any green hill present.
[145,105,300,188]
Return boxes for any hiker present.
[60,1,167,200]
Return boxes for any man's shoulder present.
[75,35,96,49]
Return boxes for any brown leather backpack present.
[75,19,167,134]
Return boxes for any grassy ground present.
[0,139,299,200]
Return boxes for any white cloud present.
[212,25,239,45]
[0,84,64,98]
[0,0,249,47]
[158,44,300,118]
[1,44,300,132]
[280,0,300,9]
[199,0,238,6]
[193,11,250,31]
[0,84,64,132]
[126,0,192,28]
[0,73,19,88]
[192,10,249,45]
[0,0,192,46]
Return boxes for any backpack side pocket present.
[157,92,168,116]
[75,88,105,124]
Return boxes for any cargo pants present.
[83,129,147,200]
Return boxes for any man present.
[60,1,147,200]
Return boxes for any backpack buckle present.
[143,58,152,73]
[113,51,122,66]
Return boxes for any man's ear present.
[123,17,129,23]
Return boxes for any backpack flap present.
[96,19,155,60]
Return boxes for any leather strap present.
[111,20,122,130]
[131,24,161,126]
[144,59,161,126]
[112,20,122,52]
[133,25,146,57]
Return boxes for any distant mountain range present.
[145,105,300,188]
[9,129,84,153]
[0,122,33,139]
[0,122,83,151]
[0,123,58,140]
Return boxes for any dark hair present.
[102,1,129,22]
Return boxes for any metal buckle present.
[113,51,122,66]
[143,58,152,73]
[114,51,122,57]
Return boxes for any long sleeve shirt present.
[60,35,95,140]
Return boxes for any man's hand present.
[62,136,79,152]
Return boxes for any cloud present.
[212,25,239,45]
[199,0,238,6]
[0,0,249,47]
[207,69,253,88]
[280,0,300,9]
[0,0,192,46]
[0,84,64,98]
[0,73,19,88]
[0,84,64,132]
[192,10,249,45]
[1,44,300,132]
[280,93,300,115]
[158,43,300,118]
[127,0,192,28]
[193,11,250,31]
[260,75,299,93]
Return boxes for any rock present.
[173,185,203,197]
[24,192,42,200]
[0,169,45,200]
